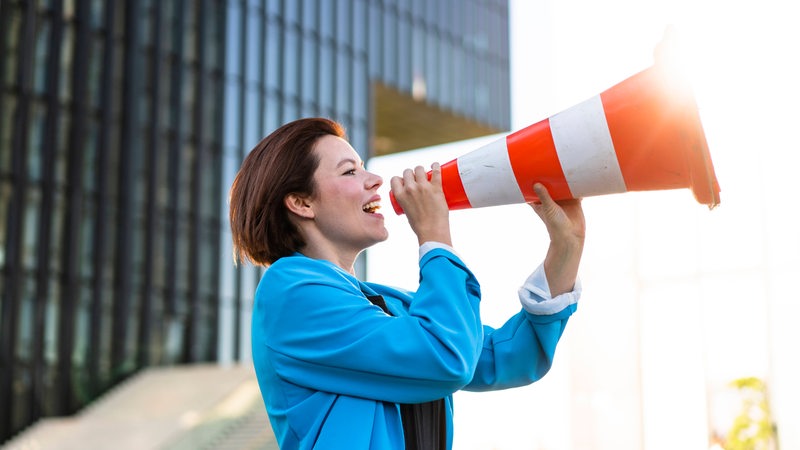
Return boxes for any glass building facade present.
[0,0,510,442]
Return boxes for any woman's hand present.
[529,183,586,297]
[390,163,452,246]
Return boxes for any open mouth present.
[362,201,381,214]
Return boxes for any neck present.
[299,244,359,275]
[294,220,365,275]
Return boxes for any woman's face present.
[307,135,388,253]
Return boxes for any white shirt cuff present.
[518,263,581,315]
[418,241,459,260]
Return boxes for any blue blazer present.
[252,249,576,449]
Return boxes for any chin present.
[372,229,389,245]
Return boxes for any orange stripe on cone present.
[601,66,720,206]
[440,159,471,210]
[506,119,573,204]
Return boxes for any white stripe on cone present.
[457,138,525,208]
[550,95,627,197]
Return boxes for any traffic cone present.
[389,62,720,215]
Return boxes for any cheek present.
[315,178,362,206]
[331,181,362,199]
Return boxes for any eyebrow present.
[336,158,363,168]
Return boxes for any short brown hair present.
[229,118,346,266]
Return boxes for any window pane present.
[335,54,351,114]
[336,0,351,43]
[282,28,299,99]
[80,202,95,279]
[73,287,92,368]
[439,39,452,110]
[319,0,334,41]
[265,21,281,92]
[223,80,242,149]
[59,26,74,103]
[263,94,280,134]
[22,189,41,270]
[14,277,34,362]
[53,114,69,187]
[82,120,98,192]
[352,0,367,54]
[33,22,51,94]
[284,0,300,24]
[301,35,317,104]
[88,38,104,110]
[424,29,437,105]
[225,1,242,78]
[352,57,368,122]
[90,0,108,29]
[48,192,65,272]
[0,275,3,324]
[11,360,31,431]
[282,99,298,124]
[267,0,281,17]
[411,21,424,74]
[3,9,22,86]
[98,283,114,382]
[0,96,15,171]
[397,17,411,91]
[244,86,261,150]
[319,43,334,111]
[0,181,9,266]
[302,0,317,31]
[367,2,381,77]
[245,8,262,85]
[381,8,396,86]
[27,104,46,181]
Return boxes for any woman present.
[229,118,585,449]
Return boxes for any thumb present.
[529,183,556,214]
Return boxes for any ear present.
[284,193,315,219]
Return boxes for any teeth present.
[362,201,381,213]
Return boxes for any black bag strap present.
[362,290,447,450]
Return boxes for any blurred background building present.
[0,0,511,444]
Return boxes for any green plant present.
[724,377,778,450]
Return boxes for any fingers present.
[391,166,424,194]
[528,182,587,243]
[529,182,580,211]
[414,165,427,181]
[429,162,442,186]
[392,164,440,189]
[389,175,403,193]
[390,163,443,213]
[390,163,451,245]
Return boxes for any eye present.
[343,168,357,175]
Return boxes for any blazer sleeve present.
[463,302,577,392]
[254,249,483,404]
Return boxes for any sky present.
[367,0,800,448]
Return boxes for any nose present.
[365,170,383,189]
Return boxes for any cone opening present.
[671,71,721,209]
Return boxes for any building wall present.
[0,0,226,442]
[0,0,511,443]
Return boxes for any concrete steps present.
[2,364,277,450]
